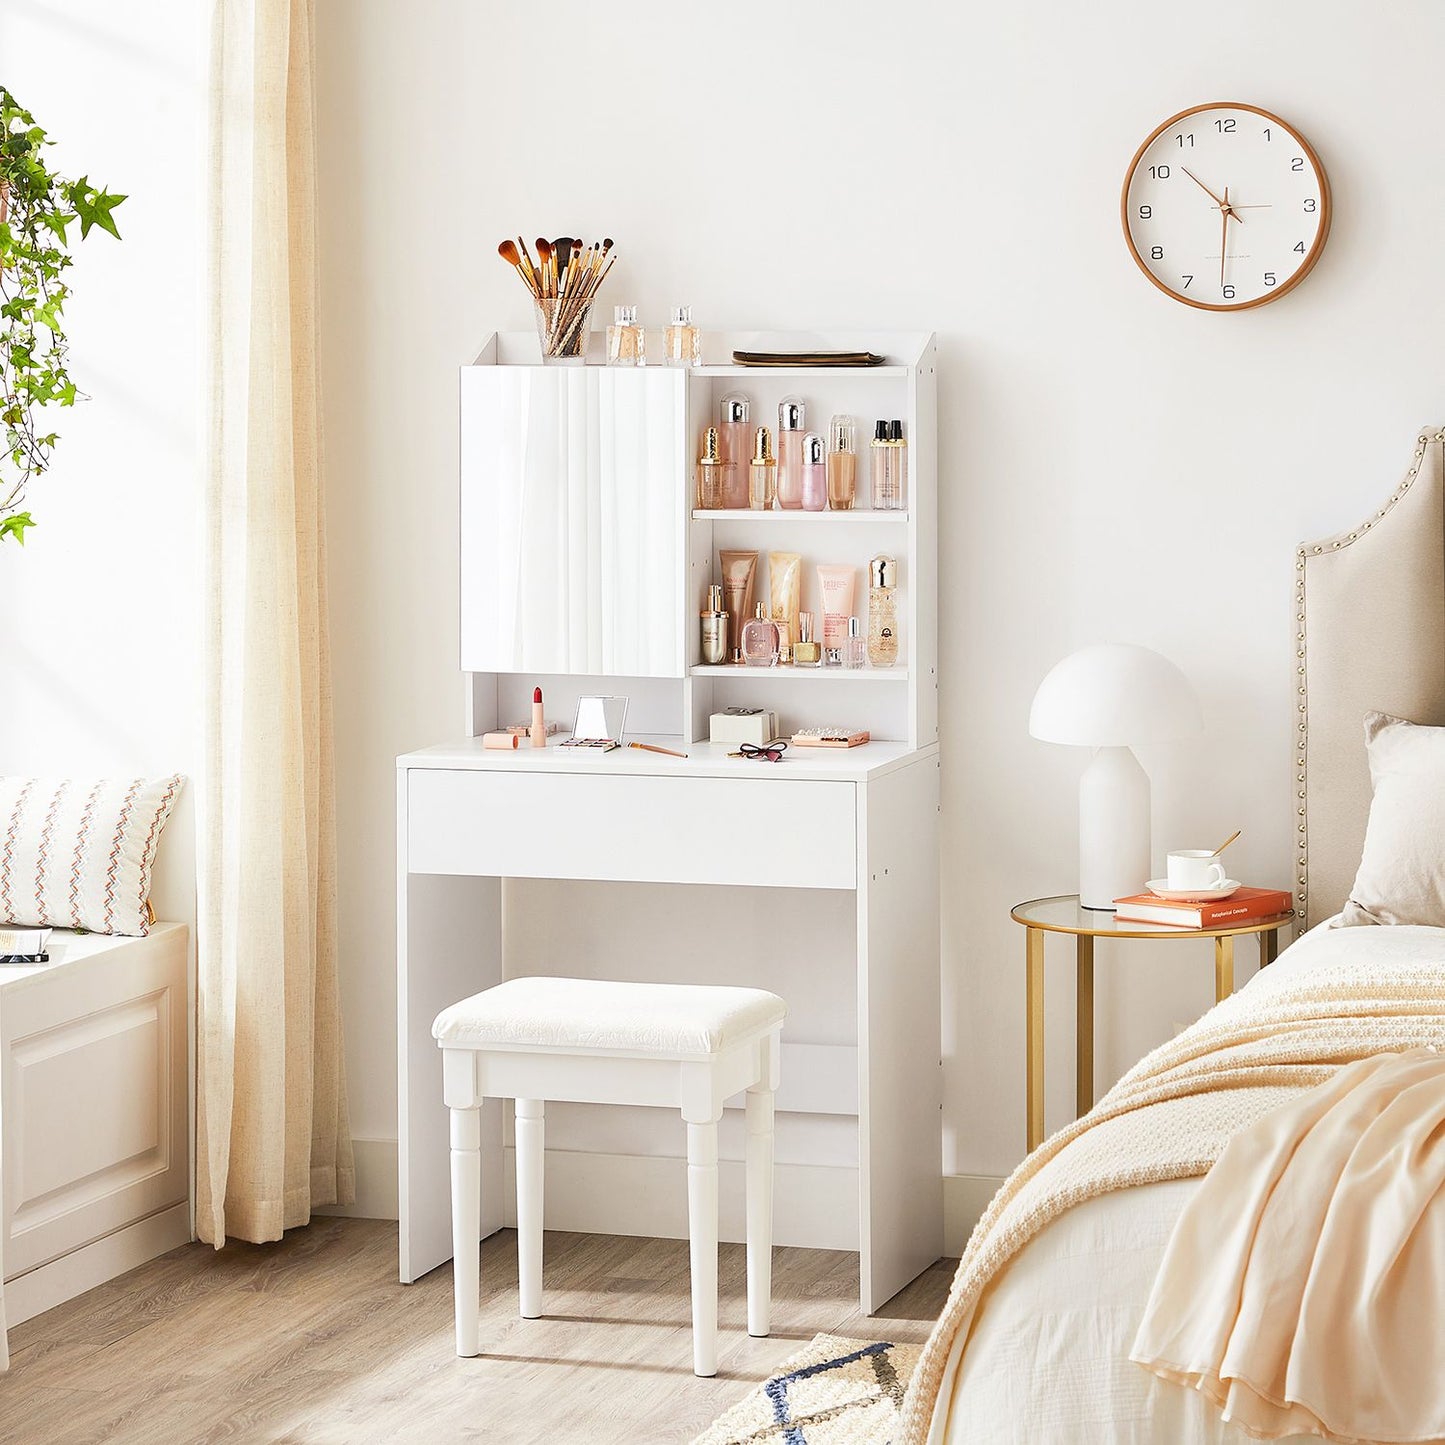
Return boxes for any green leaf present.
[0,512,35,545]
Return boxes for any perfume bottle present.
[793,611,822,666]
[889,419,908,508]
[718,394,751,508]
[664,305,702,366]
[827,414,857,510]
[749,426,778,510]
[867,554,898,668]
[741,602,779,667]
[696,426,727,509]
[871,418,906,509]
[842,616,866,669]
[776,396,806,508]
[606,305,645,366]
[700,583,728,665]
[800,432,827,511]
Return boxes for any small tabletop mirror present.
[570,695,629,746]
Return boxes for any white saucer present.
[1146,879,1241,903]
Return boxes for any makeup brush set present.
[498,234,616,360]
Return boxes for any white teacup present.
[1166,849,1228,892]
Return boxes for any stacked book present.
[1113,887,1293,929]
[0,925,52,963]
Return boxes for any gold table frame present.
[1010,894,1295,1151]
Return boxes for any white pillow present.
[0,775,184,936]
[1338,713,1445,928]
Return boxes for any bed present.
[904,429,1445,1444]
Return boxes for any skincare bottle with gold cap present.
[749,426,778,510]
[696,425,726,510]
[867,554,899,667]
[700,584,728,665]
[827,414,857,509]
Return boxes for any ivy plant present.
[1,85,125,544]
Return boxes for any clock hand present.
[1219,193,1229,289]
[1184,166,1248,225]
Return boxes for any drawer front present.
[407,769,857,890]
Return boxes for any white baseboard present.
[943,1173,1004,1255]
[315,1136,401,1221]
[333,1135,996,1261]
[6,1202,191,1326]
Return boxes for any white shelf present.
[691,509,909,524]
[692,664,909,681]
[688,363,910,379]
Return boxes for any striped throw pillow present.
[0,776,184,936]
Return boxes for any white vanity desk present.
[398,328,942,1314]
[398,733,941,1314]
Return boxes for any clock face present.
[1122,103,1330,311]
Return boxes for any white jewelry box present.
[708,709,777,746]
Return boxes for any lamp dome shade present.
[1029,643,1203,747]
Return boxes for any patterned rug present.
[691,1334,921,1445]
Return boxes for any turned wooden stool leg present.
[514,1098,545,1320]
[687,1116,721,1377]
[449,1103,482,1357]
[745,1084,775,1338]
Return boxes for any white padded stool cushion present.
[432,977,786,1058]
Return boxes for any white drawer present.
[407,769,857,890]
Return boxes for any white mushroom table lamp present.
[1028,643,1203,911]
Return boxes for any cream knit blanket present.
[898,927,1445,1445]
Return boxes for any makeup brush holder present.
[533,295,595,364]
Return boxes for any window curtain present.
[199,0,354,1246]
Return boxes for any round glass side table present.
[1010,894,1296,1152]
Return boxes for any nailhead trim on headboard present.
[1295,428,1445,922]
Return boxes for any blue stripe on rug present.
[765,1341,897,1442]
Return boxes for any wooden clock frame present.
[1120,101,1332,313]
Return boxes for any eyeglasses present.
[730,741,789,763]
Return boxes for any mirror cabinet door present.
[461,366,685,678]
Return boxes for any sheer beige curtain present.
[199,0,354,1246]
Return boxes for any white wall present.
[316,0,1445,1188]
[0,2,204,924]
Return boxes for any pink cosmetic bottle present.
[800,432,827,511]
[718,393,752,509]
[776,396,805,509]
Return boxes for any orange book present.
[1112,886,1293,929]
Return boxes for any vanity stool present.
[432,976,786,1377]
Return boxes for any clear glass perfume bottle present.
[749,426,777,510]
[741,602,779,667]
[606,304,645,366]
[776,396,805,508]
[842,616,866,669]
[870,418,906,509]
[696,425,727,510]
[827,414,857,510]
[664,305,702,366]
[867,554,898,667]
[800,432,827,511]
[718,394,751,508]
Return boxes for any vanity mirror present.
[564,694,629,748]
[461,366,684,677]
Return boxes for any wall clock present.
[1122,102,1331,311]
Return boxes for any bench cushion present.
[433,977,786,1058]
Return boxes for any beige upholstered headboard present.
[1297,429,1445,928]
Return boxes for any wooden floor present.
[0,1219,955,1444]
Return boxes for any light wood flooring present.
[0,1219,955,1445]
